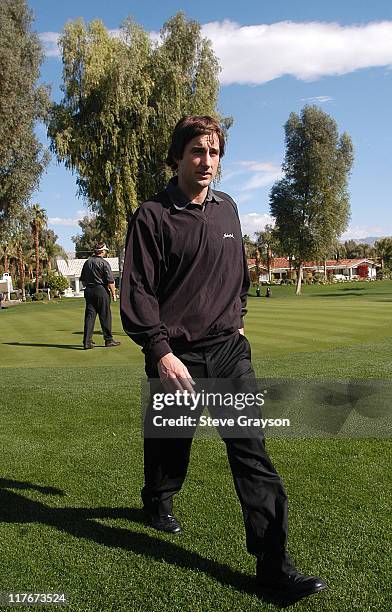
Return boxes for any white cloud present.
[239,212,275,237]
[202,20,392,85]
[48,210,85,227]
[223,160,282,192]
[301,96,334,103]
[40,20,392,85]
[341,225,390,240]
[238,161,282,190]
[39,32,60,58]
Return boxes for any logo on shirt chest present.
[223,233,235,239]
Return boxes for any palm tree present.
[242,234,256,259]
[41,229,68,271]
[255,225,277,282]
[0,241,10,274]
[374,238,392,270]
[30,204,47,293]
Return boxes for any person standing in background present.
[80,242,120,349]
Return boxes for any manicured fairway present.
[0,282,391,611]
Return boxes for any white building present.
[56,258,120,296]
[0,273,14,300]
[248,258,379,283]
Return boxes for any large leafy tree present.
[0,0,49,228]
[48,12,228,271]
[270,106,354,294]
[71,215,114,258]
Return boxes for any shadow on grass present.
[3,342,84,350]
[0,479,266,603]
[311,290,390,298]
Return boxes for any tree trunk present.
[17,244,26,301]
[35,226,39,292]
[116,240,124,291]
[267,248,271,281]
[4,246,9,273]
[255,248,260,285]
[295,264,303,295]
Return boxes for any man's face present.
[176,132,220,195]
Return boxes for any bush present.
[376,269,392,280]
[281,278,295,285]
[33,292,44,301]
[47,273,69,296]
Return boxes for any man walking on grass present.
[120,115,327,605]
[80,242,120,350]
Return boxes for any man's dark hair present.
[166,115,225,171]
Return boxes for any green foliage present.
[32,291,44,301]
[270,105,354,294]
[374,237,392,268]
[47,273,69,295]
[72,215,114,258]
[29,203,47,290]
[0,0,50,228]
[344,239,375,259]
[48,12,228,253]
[41,228,68,269]
[242,234,256,258]
[254,224,281,279]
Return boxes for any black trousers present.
[83,285,113,345]
[143,333,295,578]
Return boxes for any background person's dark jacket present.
[80,256,114,287]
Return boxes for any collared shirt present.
[166,178,224,212]
[80,256,114,287]
[120,178,250,363]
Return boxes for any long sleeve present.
[120,205,171,363]
[80,261,88,283]
[239,238,250,328]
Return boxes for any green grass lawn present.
[0,281,391,611]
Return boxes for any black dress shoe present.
[105,340,121,347]
[257,572,327,605]
[83,344,94,350]
[146,513,182,534]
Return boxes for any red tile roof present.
[247,257,375,270]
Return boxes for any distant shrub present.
[377,269,392,280]
[47,273,69,296]
[280,278,295,285]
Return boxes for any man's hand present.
[158,353,195,393]
[238,328,244,336]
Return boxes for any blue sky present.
[29,0,392,250]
